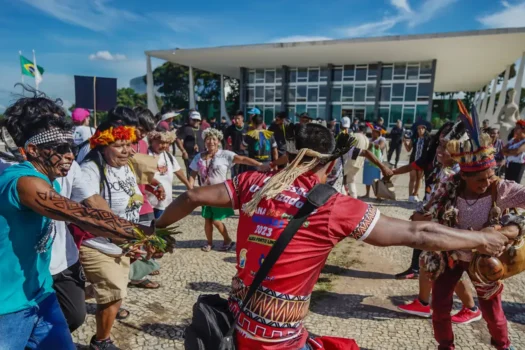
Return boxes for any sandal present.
[116,308,130,320]
[128,279,160,289]
[201,244,213,252]
[218,242,235,252]
[149,270,160,276]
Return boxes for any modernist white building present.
[145,28,525,126]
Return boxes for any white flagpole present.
[32,49,40,91]
[19,51,24,84]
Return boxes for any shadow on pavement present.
[502,301,525,325]
[118,320,187,341]
[322,264,393,280]
[187,281,231,294]
[223,256,237,264]
[310,292,407,321]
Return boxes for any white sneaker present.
[408,196,416,203]
[413,196,421,202]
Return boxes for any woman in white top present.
[79,120,146,348]
[188,128,263,252]
[361,123,387,198]
[503,119,525,183]
[146,130,191,218]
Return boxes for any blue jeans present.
[0,293,75,349]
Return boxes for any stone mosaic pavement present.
[73,157,525,350]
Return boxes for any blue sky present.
[0,0,524,112]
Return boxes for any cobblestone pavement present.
[73,158,525,350]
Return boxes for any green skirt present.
[201,206,234,221]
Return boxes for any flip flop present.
[116,308,130,320]
[128,279,160,289]
[218,242,235,252]
[149,270,160,276]
[201,244,213,252]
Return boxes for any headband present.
[366,122,387,135]
[202,128,224,141]
[148,130,176,143]
[24,128,74,148]
[90,126,137,149]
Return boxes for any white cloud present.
[391,0,412,13]
[270,36,333,43]
[338,0,457,37]
[150,13,208,33]
[20,0,140,32]
[478,0,525,28]
[339,18,399,37]
[89,51,127,61]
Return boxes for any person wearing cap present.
[247,107,266,130]
[175,111,203,178]
[72,108,95,148]
[268,111,289,159]
[338,116,351,137]
[157,110,180,132]
[404,124,430,203]
[299,112,313,125]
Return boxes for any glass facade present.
[244,61,433,126]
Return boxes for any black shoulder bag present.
[184,183,338,350]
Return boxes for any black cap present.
[276,111,288,119]
[299,112,313,120]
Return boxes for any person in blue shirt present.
[0,88,156,350]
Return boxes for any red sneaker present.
[397,299,431,318]
[451,307,482,325]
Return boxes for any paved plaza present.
[73,156,525,350]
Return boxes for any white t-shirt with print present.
[80,161,142,255]
[73,126,96,146]
[189,150,236,185]
[50,161,97,275]
[146,151,182,210]
[506,138,525,164]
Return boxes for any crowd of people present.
[0,86,524,350]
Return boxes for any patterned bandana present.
[24,128,74,148]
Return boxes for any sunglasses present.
[39,142,77,155]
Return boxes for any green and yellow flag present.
[20,55,44,78]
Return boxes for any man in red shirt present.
[157,123,507,350]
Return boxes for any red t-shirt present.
[132,140,154,216]
[224,171,380,350]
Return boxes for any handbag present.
[372,178,396,200]
[184,184,338,350]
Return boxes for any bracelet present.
[501,214,525,240]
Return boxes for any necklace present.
[202,151,217,185]
[463,192,483,210]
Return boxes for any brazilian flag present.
[20,55,44,78]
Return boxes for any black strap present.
[223,183,337,339]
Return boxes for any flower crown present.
[90,126,137,149]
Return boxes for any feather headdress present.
[446,100,496,172]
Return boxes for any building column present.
[373,62,382,122]
[514,52,525,105]
[239,67,247,116]
[281,65,289,112]
[427,59,438,121]
[146,55,159,115]
[220,75,228,120]
[326,64,333,121]
[188,66,196,109]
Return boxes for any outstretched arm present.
[157,183,232,228]
[174,169,191,189]
[364,214,508,256]
[18,177,140,242]
[359,149,393,177]
[233,155,262,168]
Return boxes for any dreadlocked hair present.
[243,123,353,216]
[81,120,128,207]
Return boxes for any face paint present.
[37,143,74,178]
